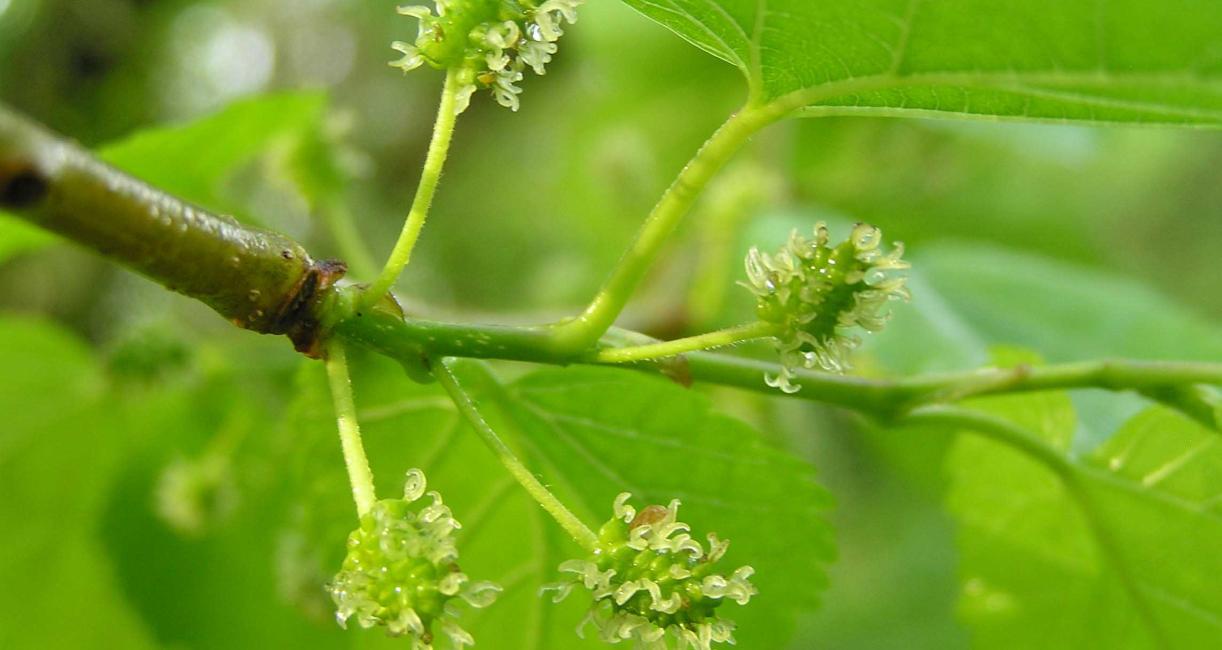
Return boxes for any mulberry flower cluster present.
[546,493,756,649]
[391,0,585,112]
[743,223,909,393]
[328,469,500,648]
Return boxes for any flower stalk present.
[324,341,378,517]
[434,359,600,551]
[363,67,465,309]
[594,321,781,364]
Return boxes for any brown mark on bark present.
[0,162,48,209]
[278,259,348,358]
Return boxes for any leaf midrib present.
[769,70,1222,115]
[630,0,1221,122]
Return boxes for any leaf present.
[455,363,836,648]
[910,243,1222,363]
[858,241,1222,439]
[99,91,328,225]
[943,364,1222,647]
[620,0,1222,124]
[0,317,156,648]
[0,214,54,264]
[92,358,357,649]
[273,354,832,649]
[274,354,607,649]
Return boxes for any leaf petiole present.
[547,102,789,354]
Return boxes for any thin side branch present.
[335,297,1222,422]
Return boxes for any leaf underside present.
[621,0,1222,125]
[943,348,1221,648]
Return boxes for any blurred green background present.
[1,0,1219,648]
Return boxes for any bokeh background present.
[1,1,1219,648]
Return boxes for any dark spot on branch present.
[278,258,347,358]
[69,46,115,81]
[0,165,49,209]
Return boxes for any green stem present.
[434,360,599,551]
[548,104,787,353]
[333,298,1222,424]
[902,406,1072,476]
[324,341,378,518]
[594,321,779,363]
[900,406,1169,646]
[5,102,1218,429]
[363,68,464,309]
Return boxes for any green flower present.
[328,469,500,648]
[545,493,756,649]
[390,0,585,112]
[743,223,909,393]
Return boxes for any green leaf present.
[860,241,1222,437]
[454,363,835,648]
[276,354,608,649]
[620,0,1222,124]
[910,243,1222,363]
[0,214,54,264]
[944,384,1222,647]
[99,91,328,224]
[96,374,361,650]
[0,317,156,648]
[275,354,832,649]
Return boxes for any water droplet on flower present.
[851,223,881,250]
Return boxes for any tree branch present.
[0,102,345,355]
[4,103,1219,427]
